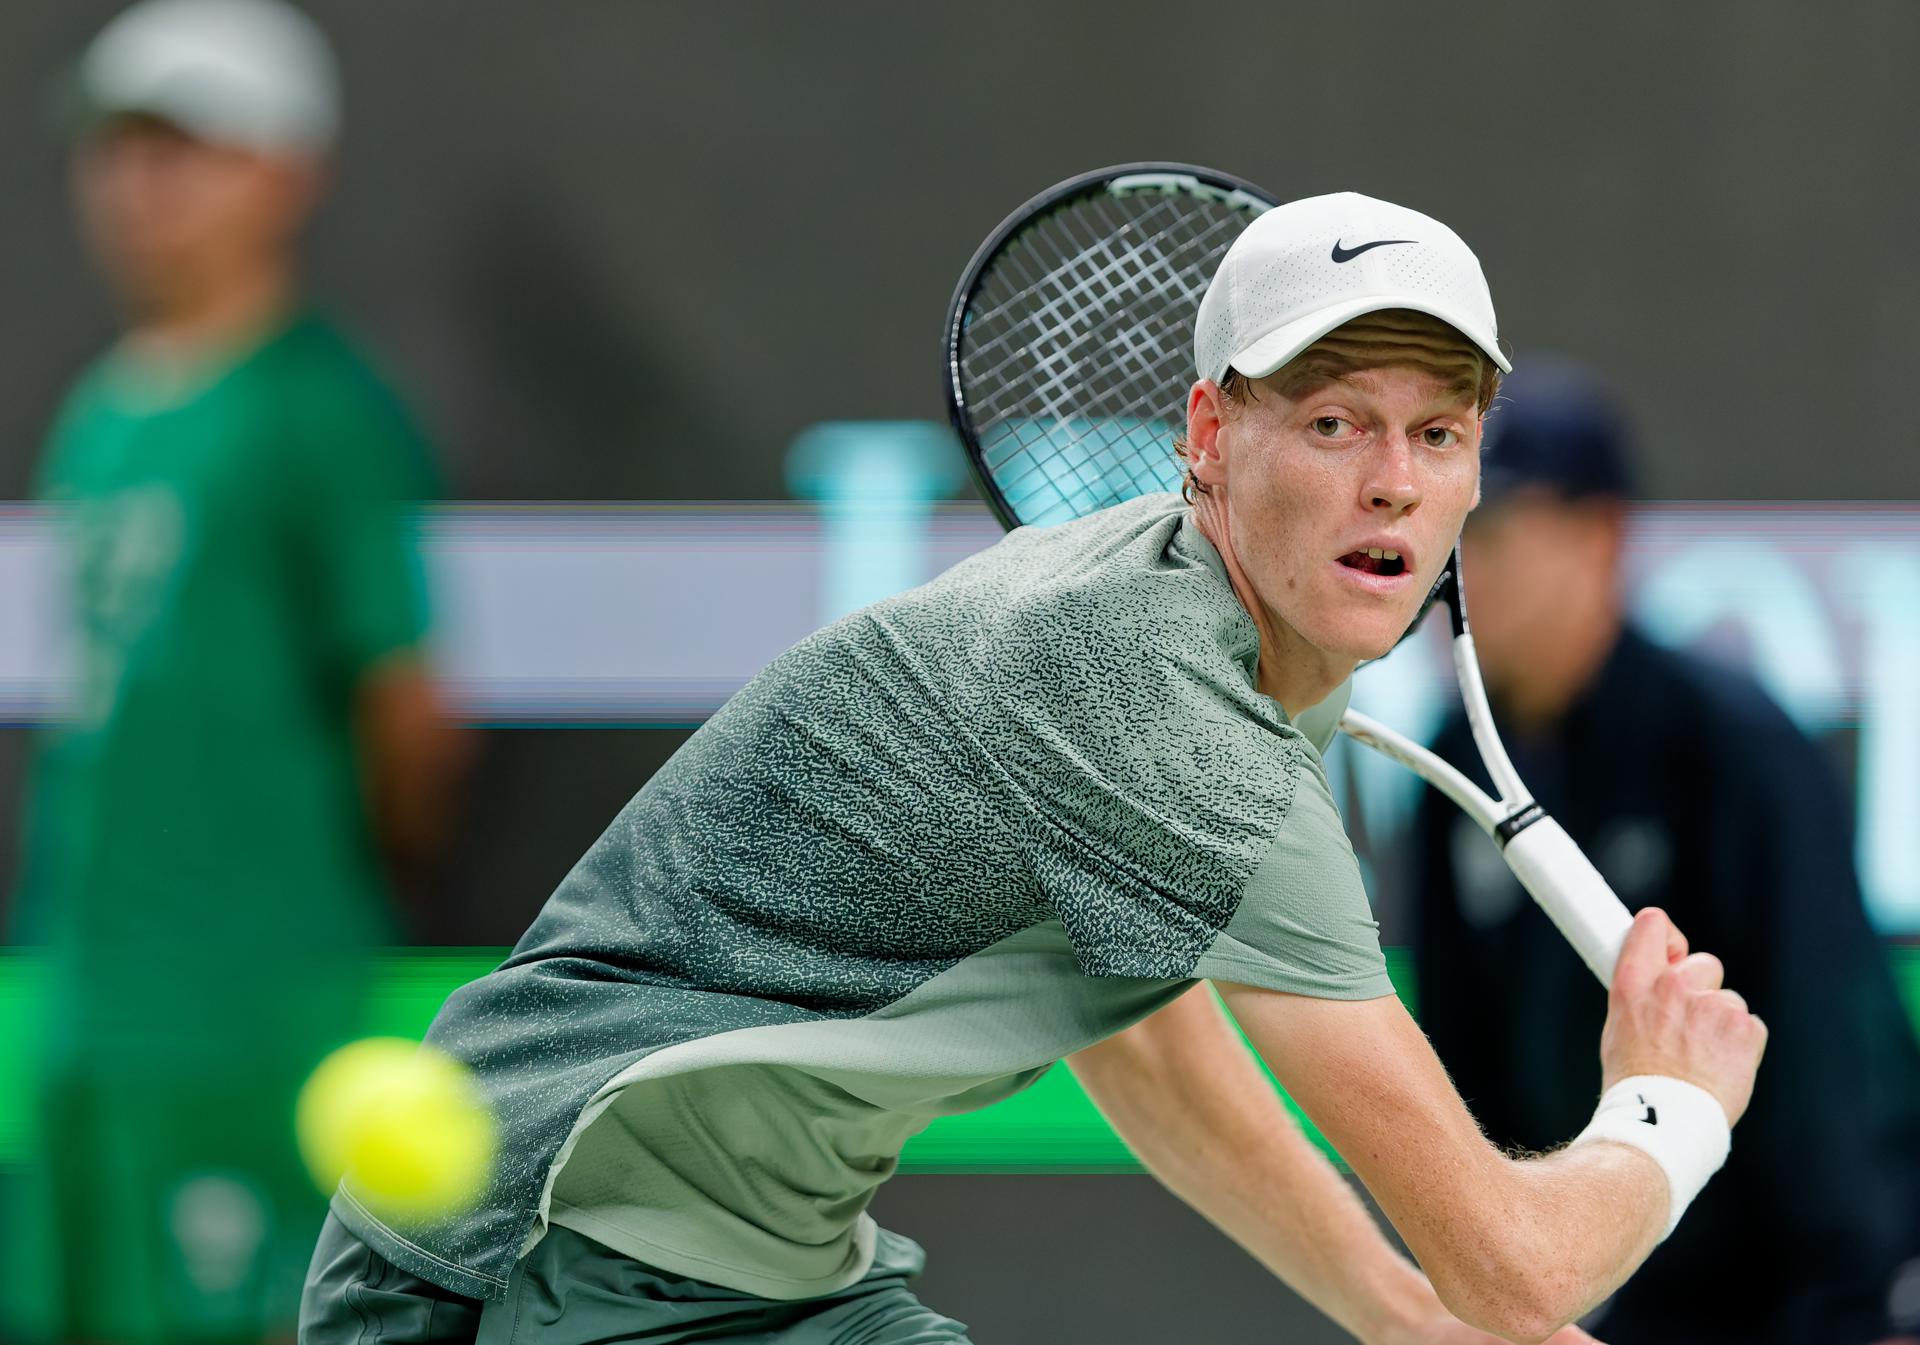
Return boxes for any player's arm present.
[1219,908,1766,1343]
[1070,984,1594,1345]
[355,651,471,895]
[299,387,469,903]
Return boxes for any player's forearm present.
[1069,987,1444,1344]
[356,656,471,883]
[1131,1092,1441,1342]
[1404,1140,1665,1339]
[1221,983,1668,1341]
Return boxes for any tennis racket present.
[942,162,1634,986]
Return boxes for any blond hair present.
[1175,308,1501,502]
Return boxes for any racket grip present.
[1500,816,1635,987]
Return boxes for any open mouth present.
[1337,547,1407,578]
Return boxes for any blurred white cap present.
[76,0,339,154]
[1194,191,1509,383]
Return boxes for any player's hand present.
[1598,907,1768,1125]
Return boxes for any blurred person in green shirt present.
[5,2,466,1341]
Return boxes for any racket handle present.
[1500,815,1635,986]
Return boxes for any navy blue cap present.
[1479,357,1637,505]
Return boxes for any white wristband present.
[1570,1075,1731,1238]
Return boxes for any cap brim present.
[1227,293,1513,381]
[48,64,204,145]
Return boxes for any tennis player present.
[301,193,1766,1344]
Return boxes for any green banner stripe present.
[2,947,1914,1173]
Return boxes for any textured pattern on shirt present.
[337,494,1381,1298]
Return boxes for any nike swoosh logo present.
[1330,238,1416,264]
[1637,1093,1658,1126]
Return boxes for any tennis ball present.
[295,1037,495,1228]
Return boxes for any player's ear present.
[1186,380,1229,487]
[1468,415,1485,510]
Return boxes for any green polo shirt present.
[16,312,435,1055]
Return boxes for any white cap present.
[76,0,340,154]
[1194,191,1510,383]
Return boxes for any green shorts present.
[299,1211,973,1344]
[3,1058,329,1345]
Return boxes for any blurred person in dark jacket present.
[3,2,467,1342]
[1410,358,1920,1343]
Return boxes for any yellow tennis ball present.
[295,1037,495,1228]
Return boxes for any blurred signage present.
[1343,505,1919,932]
[1,502,1914,929]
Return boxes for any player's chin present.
[1315,608,1410,663]
[1343,626,1404,663]
[1316,587,1425,659]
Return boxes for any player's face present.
[72,117,315,315]
[1204,365,1481,665]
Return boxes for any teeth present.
[1367,548,1384,559]
[1383,549,1400,561]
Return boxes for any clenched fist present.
[1599,908,1769,1125]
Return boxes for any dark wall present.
[3,0,1917,505]
[876,1173,1362,1342]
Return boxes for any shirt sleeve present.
[1190,758,1393,998]
[289,367,439,681]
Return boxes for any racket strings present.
[963,195,1201,393]
[955,190,1257,526]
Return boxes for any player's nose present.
[1361,435,1421,513]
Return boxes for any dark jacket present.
[1412,626,1920,1343]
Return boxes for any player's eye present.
[1311,416,1352,438]
[1420,426,1461,449]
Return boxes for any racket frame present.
[942,162,1277,531]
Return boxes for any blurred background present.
[1,2,1917,1342]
